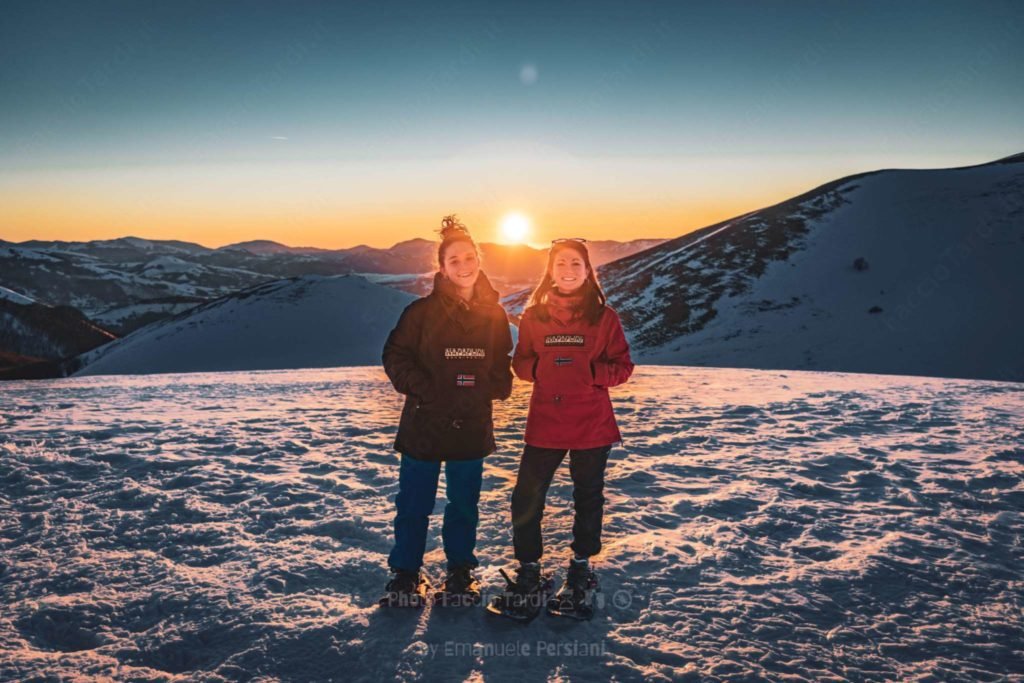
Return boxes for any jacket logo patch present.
[554,357,573,366]
[544,334,585,347]
[444,347,486,359]
[456,373,476,387]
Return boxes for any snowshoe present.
[433,565,482,607]
[378,569,432,608]
[546,559,599,621]
[486,563,554,624]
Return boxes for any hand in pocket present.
[540,352,593,393]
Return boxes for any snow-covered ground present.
[1,366,1021,681]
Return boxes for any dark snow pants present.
[511,443,612,564]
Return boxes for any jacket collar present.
[545,288,585,325]
[431,270,500,313]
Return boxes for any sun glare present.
[499,212,531,244]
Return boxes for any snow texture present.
[1,366,1022,681]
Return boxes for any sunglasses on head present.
[551,238,588,245]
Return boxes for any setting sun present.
[499,212,531,244]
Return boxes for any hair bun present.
[439,214,471,240]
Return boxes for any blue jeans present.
[388,454,483,572]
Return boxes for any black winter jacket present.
[382,271,513,461]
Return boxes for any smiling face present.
[440,239,480,293]
[550,246,589,294]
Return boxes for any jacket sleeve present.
[511,312,538,382]
[489,315,514,400]
[382,303,436,403]
[592,308,634,388]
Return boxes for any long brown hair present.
[436,214,480,268]
[527,241,607,325]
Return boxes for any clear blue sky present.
[2,0,1022,247]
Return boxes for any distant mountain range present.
[0,235,660,378]
[0,235,663,335]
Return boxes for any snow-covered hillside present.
[0,291,116,370]
[0,366,1020,681]
[91,298,208,336]
[585,239,666,265]
[72,275,416,377]
[0,285,35,305]
[590,155,1023,382]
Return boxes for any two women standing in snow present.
[380,217,634,618]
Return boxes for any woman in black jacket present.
[380,215,513,607]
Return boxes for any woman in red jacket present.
[495,238,634,620]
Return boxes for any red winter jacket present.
[512,296,634,449]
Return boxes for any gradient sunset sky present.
[2,1,1022,249]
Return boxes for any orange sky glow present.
[1,153,982,249]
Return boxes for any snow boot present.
[434,565,481,607]
[547,558,599,620]
[378,569,431,608]
[486,562,553,623]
